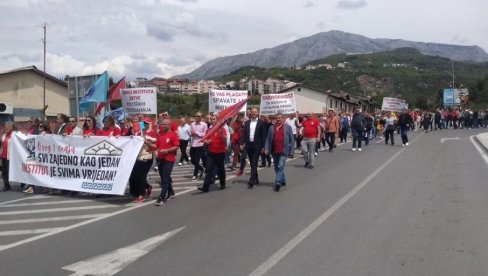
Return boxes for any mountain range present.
[179,30,488,80]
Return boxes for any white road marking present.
[0,227,65,236]
[62,227,185,276]
[0,199,93,208]
[470,135,488,166]
[249,133,423,276]
[0,205,119,216]
[0,195,47,206]
[441,137,460,143]
[0,214,107,225]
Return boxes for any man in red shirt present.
[155,119,180,206]
[198,114,227,192]
[298,112,320,169]
[264,113,294,192]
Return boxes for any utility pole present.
[42,23,47,120]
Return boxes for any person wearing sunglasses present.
[63,116,83,136]
[83,115,101,137]
[25,117,40,135]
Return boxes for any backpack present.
[342,116,349,127]
[351,114,364,129]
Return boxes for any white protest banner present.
[381,97,406,112]
[121,87,157,115]
[9,133,144,195]
[259,92,296,116]
[209,90,248,113]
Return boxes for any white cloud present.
[336,0,367,9]
[0,0,486,81]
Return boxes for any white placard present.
[9,133,144,195]
[259,92,296,116]
[121,87,158,115]
[209,90,248,113]
[381,97,406,112]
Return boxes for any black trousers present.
[129,159,153,197]
[157,159,174,199]
[325,132,336,149]
[246,143,261,185]
[179,140,190,162]
[202,152,226,191]
[1,158,10,189]
[190,146,204,177]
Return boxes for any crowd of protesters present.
[1,106,488,205]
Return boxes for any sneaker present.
[146,185,153,198]
[23,186,34,194]
[352,148,357,152]
[192,176,197,180]
[236,170,243,176]
[308,165,314,169]
[405,142,409,146]
[314,152,318,156]
[178,162,183,166]
[155,197,166,206]
[153,166,158,172]
[304,162,309,168]
[357,148,362,152]
[167,192,176,199]
[133,196,144,203]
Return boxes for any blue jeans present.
[400,126,409,144]
[272,153,287,186]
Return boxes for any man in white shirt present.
[177,117,191,166]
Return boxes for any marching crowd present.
[1,106,488,206]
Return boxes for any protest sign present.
[381,97,406,112]
[121,87,157,115]
[259,92,296,116]
[9,133,144,195]
[209,90,248,113]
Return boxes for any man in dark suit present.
[241,107,267,188]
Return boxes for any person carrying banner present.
[83,115,101,136]
[155,119,180,206]
[100,115,121,136]
[53,113,69,135]
[1,122,15,191]
[128,116,157,202]
[198,114,228,193]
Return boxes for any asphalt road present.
[1,128,488,276]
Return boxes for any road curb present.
[475,132,488,152]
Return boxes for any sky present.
[0,0,487,81]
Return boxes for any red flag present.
[200,96,250,141]
[107,77,126,101]
[94,102,105,116]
